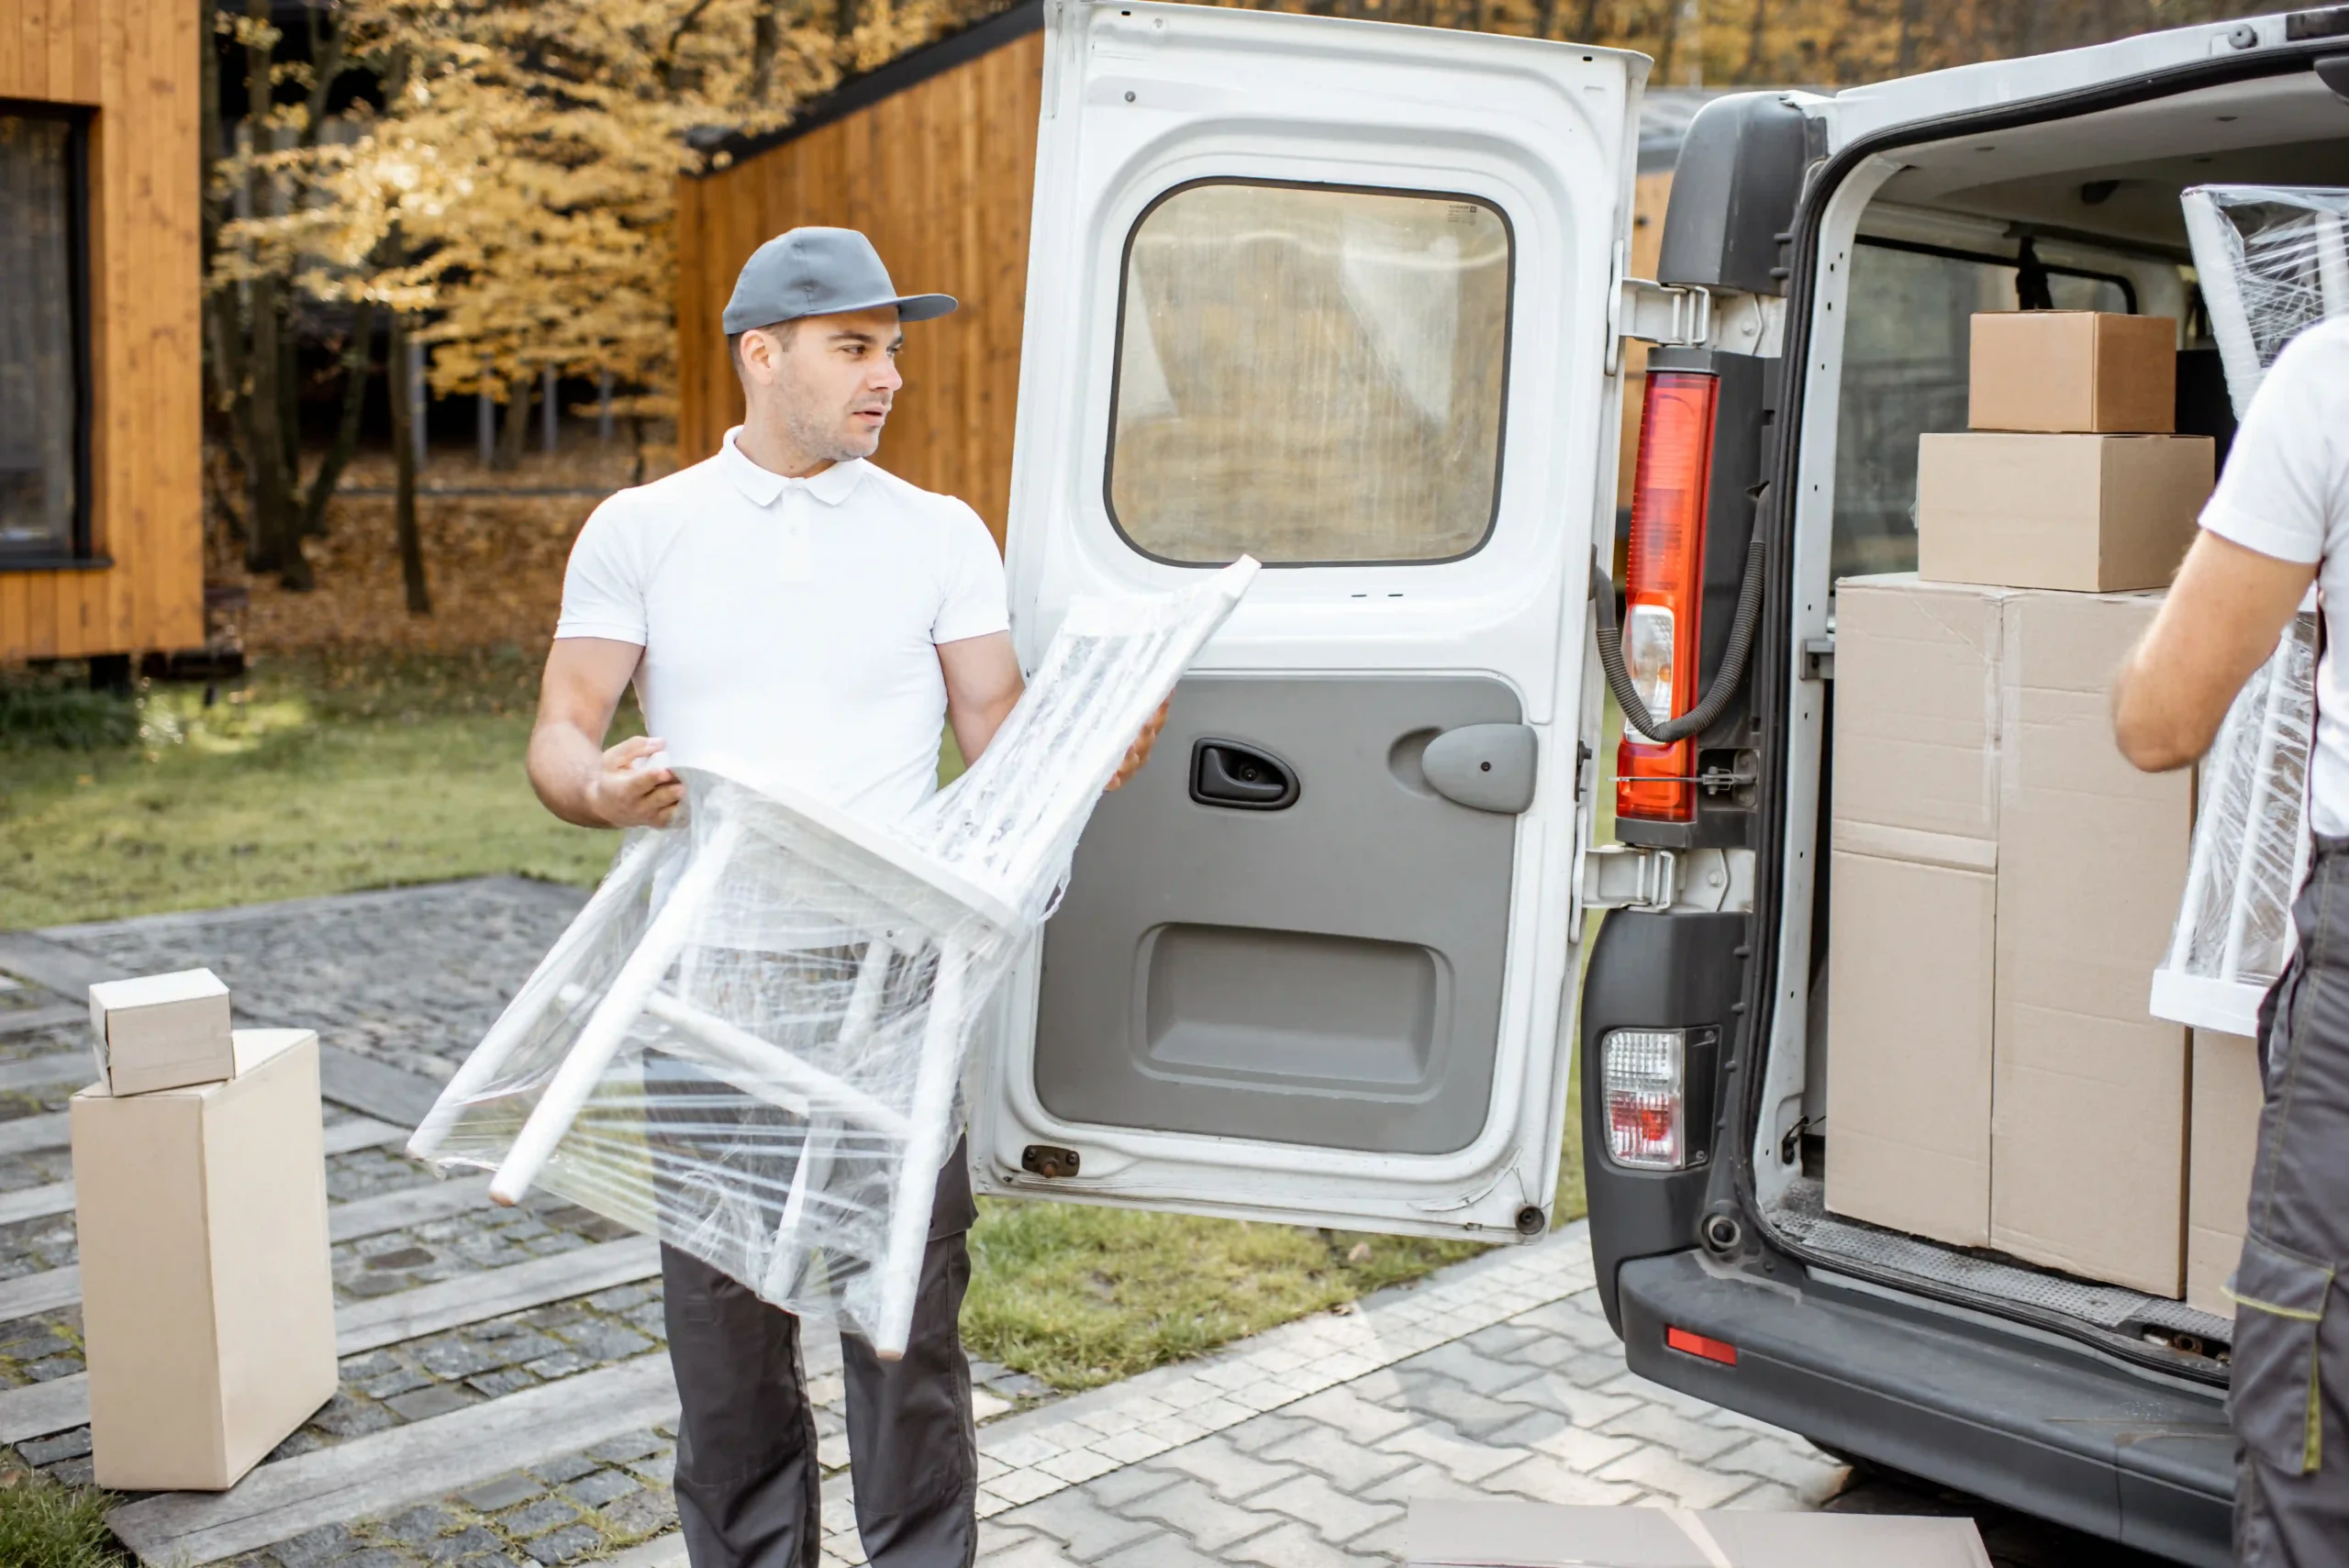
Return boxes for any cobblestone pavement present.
[5,882,2175,1568]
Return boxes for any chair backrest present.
[906,557,1259,925]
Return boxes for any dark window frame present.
[1102,176,1519,571]
[0,97,98,572]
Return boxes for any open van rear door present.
[973,0,1647,1240]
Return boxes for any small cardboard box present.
[1824,575,2010,1248]
[1916,431,2212,592]
[72,1028,337,1492]
[1969,310,2177,434]
[1989,590,2193,1296]
[2188,1029,2262,1318]
[1403,1500,1993,1566]
[86,967,235,1096]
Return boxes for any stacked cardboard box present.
[1828,312,2212,1298]
[2188,1029,2261,1318]
[72,973,336,1491]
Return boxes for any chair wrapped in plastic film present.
[2150,187,2347,1036]
[406,558,1261,1356]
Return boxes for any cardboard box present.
[1830,575,2014,844]
[2188,1029,2262,1318]
[86,967,235,1096]
[1989,590,2193,1296]
[1824,575,2009,1247]
[1825,845,1997,1246]
[1403,1500,1993,1566]
[1969,310,2177,434]
[72,1028,337,1491]
[1917,431,2212,592]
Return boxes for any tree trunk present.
[297,302,376,541]
[493,373,533,473]
[1738,0,1768,81]
[388,313,432,616]
[244,276,311,589]
[1896,0,1926,73]
[1576,0,1604,41]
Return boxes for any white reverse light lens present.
[1603,1028,1686,1171]
[1622,605,1677,725]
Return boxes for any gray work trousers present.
[662,1138,980,1568]
[2232,835,2349,1564]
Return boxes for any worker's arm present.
[937,630,1168,789]
[2111,530,2312,773]
[527,637,684,828]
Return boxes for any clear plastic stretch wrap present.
[407,557,1261,1355]
[2151,185,2348,1035]
[2178,185,2349,416]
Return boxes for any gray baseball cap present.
[722,227,957,334]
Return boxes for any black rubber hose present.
[1592,536,1767,745]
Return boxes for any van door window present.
[1831,239,2132,584]
[1105,181,1512,566]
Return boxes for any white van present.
[968,6,2349,1562]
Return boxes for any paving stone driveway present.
[7,881,2173,1568]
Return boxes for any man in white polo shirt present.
[2114,317,2349,1565]
[527,228,1155,1568]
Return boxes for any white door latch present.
[1579,844,1678,912]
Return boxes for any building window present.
[1106,181,1512,567]
[0,106,91,565]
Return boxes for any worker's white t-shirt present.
[2198,318,2349,836]
[555,428,1010,824]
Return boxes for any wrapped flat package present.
[410,558,1259,1354]
[2152,186,2347,1034]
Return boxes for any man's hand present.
[1106,699,1170,792]
[529,637,682,828]
[2113,529,2313,773]
[588,736,685,828]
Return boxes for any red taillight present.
[1616,371,1720,825]
[1665,1326,1738,1365]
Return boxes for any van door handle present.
[1422,724,1537,814]
[1189,740,1299,810]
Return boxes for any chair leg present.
[490,819,742,1206]
[752,934,895,1303]
[871,941,968,1360]
[409,831,666,1162]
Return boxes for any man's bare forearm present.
[529,720,620,828]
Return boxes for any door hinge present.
[1578,844,1677,912]
[1609,271,1713,373]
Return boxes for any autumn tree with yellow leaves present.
[204,0,992,603]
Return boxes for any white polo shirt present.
[555,427,1011,824]
[2197,319,2349,836]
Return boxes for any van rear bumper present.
[1616,1250,2234,1567]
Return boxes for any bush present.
[0,673,139,751]
[0,1467,119,1568]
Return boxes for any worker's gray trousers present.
[662,1139,980,1568]
[2233,835,2349,1563]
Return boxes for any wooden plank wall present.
[0,0,204,662]
[675,32,1045,548]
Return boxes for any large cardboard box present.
[2188,1029,2262,1318]
[1989,590,2193,1296]
[1824,576,2010,1247]
[72,1028,337,1491]
[1917,431,2212,592]
[1969,310,2177,434]
[1403,1500,1993,1566]
[85,967,235,1096]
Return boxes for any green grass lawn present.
[1,652,1586,1396]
